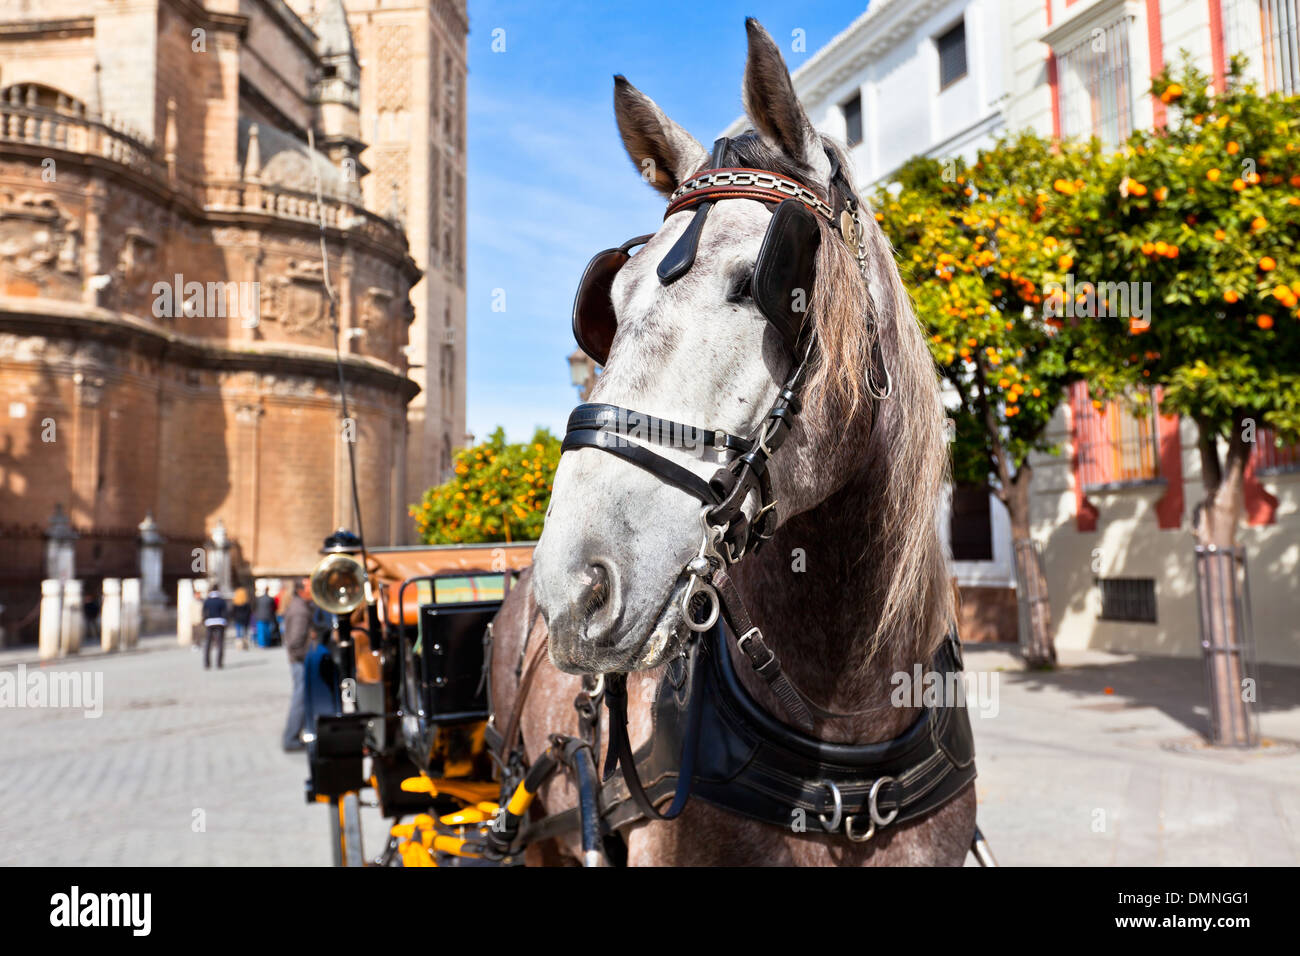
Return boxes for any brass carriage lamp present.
[310,528,369,616]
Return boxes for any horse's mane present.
[723,132,954,658]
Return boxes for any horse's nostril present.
[582,563,610,616]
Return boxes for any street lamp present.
[567,349,596,400]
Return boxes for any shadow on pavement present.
[986,653,1300,737]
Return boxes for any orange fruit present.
[1141,241,1156,255]
[1058,254,1074,270]
[1165,245,1179,258]
[1232,179,1246,191]
[1129,181,1148,196]
[1257,314,1274,330]
[1223,290,1239,303]
[1206,169,1222,182]
[1154,241,1169,256]
[1213,229,1227,241]
[1154,186,1168,201]
[1260,257,1277,271]
[1252,217,1267,230]
[1227,141,1240,155]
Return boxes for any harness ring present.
[869,775,900,828]
[844,814,876,842]
[816,781,843,833]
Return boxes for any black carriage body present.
[415,601,496,722]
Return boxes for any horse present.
[490,18,976,866]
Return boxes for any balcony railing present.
[0,100,165,182]
[0,100,407,251]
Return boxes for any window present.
[950,484,993,561]
[1070,383,1161,488]
[1251,427,1300,474]
[1222,0,1300,95]
[1097,577,1157,623]
[1054,15,1135,147]
[841,92,863,147]
[937,20,968,89]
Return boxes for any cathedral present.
[0,0,467,644]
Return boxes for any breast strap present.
[524,623,976,845]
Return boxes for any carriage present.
[301,536,537,866]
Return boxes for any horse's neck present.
[731,479,932,744]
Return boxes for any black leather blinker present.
[752,200,821,354]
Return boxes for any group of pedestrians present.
[196,582,299,668]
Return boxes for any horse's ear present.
[613,75,708,197]
[741,18,832,188]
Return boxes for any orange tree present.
[1070,58,1300,548]
[874,133,1095,664]
[1068,58,1300,743]
[410,427,560,544]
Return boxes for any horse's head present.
[534,20,920,674]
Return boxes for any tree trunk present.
[1005,464,1056,667]
[1192,417,1256,747]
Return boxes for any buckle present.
[736,627,774,671]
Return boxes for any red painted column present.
[1244,453,1280,525]
[1154,390,1183,529]
[1147,0,1167,128]
[1208,0,1227,90]
[1069,383,1099,532]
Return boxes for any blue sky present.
[464,1,869,443]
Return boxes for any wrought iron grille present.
[1056,15,1135,147]
[1097,577,1158,623]
[1223,0,1300,95]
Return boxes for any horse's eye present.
[727,270,753,304]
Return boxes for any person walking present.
[231,586,252,651]
[201,586,229,670]
[281,578,314,751]
[252,584,277,648]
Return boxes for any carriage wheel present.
[329,791,365,867]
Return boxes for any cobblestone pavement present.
[0,639,389,866]
[2,638,1297,866]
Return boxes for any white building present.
[725,0,1300,663]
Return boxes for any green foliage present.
[873,133,1091,490]
[1069,56,1300,443]
[410,427,560,544]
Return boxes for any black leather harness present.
[526,622,976,845]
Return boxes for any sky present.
[464,0,869,443]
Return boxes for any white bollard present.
[101,578,123,651]
[39,579,64,661]
[62,578,83,655]
[177,579,194,646]
[121,578,141,648]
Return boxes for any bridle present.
[564,137,877,571]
